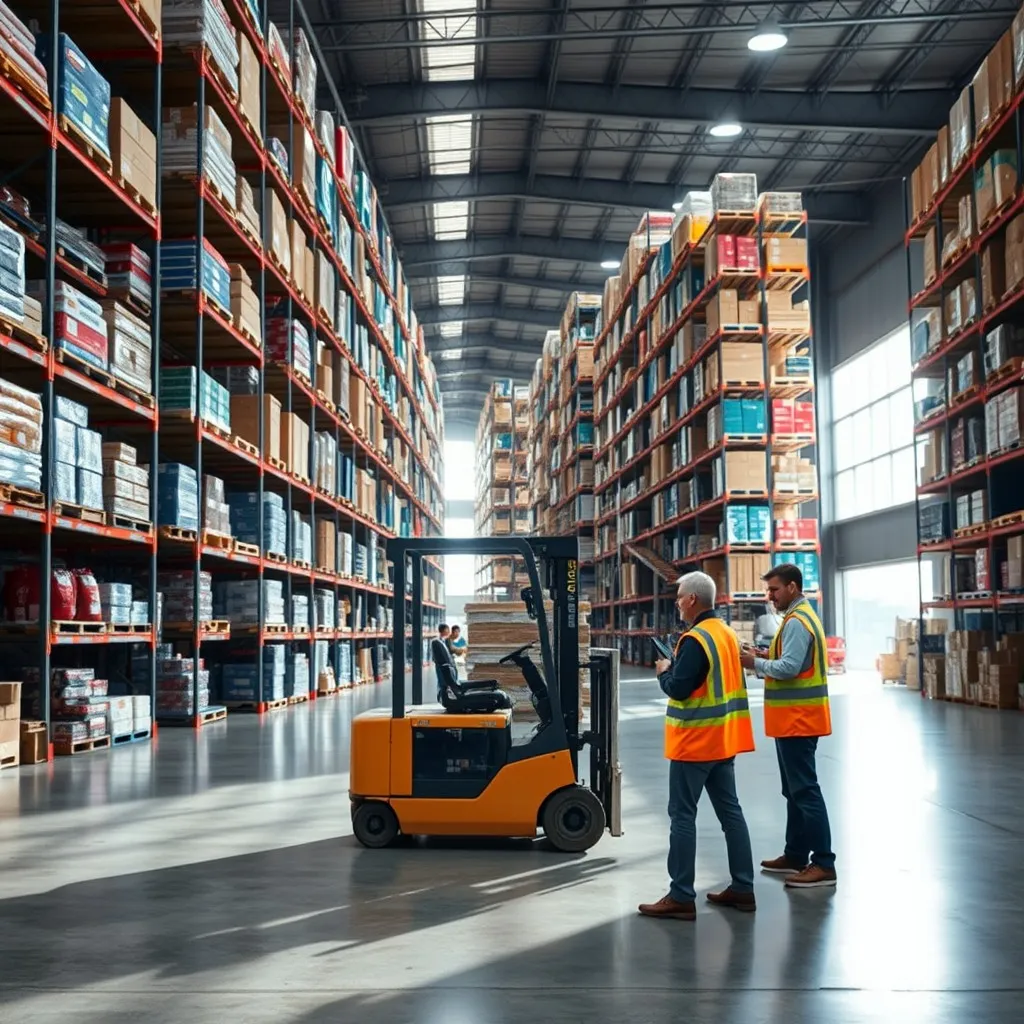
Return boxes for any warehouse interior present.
[2,1,1024,1021]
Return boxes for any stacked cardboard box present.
[157,463,199,529]
[230,393,280,463]
[0,376,42,491]
[159,366,231,433]
[0,680,19,769]
[236,177,260,242]
[229,263,261,344]
[44,33,111,156]
[163,104,235,208]
[109,98,157,209]
[163,0,239,95]
[103,243,152,313]
[237,27,260,136]
[161,238,232,312]
[28,279,108,371]
[102,441,150,522]
[101,301,152,395]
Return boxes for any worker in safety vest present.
[639,571,756,921]
[740,562,836,889]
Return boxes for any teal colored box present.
[741,398,767,433]
[722,399,745,434]
[747,505,771,543]
[726,505,748,543]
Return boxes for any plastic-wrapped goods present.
[267,21,290,84]
[27,279,108,370]
[0,220,24,322]
[76,427,102,472]
[37,34,110,157]
[0,3,48,102]
[102,243,152,311]
[335,125,355,193]
[243,0,262,32]
[157,463,200,530]
[163,0,239,97]
[227,490,286,555]
[290,511,312,563]
[316,154,339,244]
[155,657,211,714]
[215,578,285,624]
[315,111,334,156]
[288,650,310,700]
[268,135,288,176]
[711,173,757,213]
[130,599,150,625]
[235,177,261,244]
[212,365,260,395]
[266,317,312,377]
[672,191,712,247]
[160,238,232,314]
[100,300,153,395]
[71,569,102,620]
[55,218,106,281]
[202,473,231,535]
[163,104,236,210]
[0,375,42,454]
[293,28,316,119]
[159,570,213,622]
[77,469,103,510]
[102,452,150,521]
[98,582,132,625]
[222,645,285,702]
[315,251,336,326]
[758,191,803,216]
[291,593,309,630]
[293,120,316,210]
[314,588,335,630]
[159,366,231,433]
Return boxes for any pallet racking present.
[528,293,598,601]
[0,0,445,754]
[473,379,530,597]
[589,186,822,665]
[906,14,1024,708]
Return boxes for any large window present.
[444,440,475,500]
[443,516,475,596]
[832,327,914,520]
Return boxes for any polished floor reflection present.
[0,671,1021,1023]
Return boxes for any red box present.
[976,548,990,590]
[793,401,815,433]
[335,125,354,188]
[775,519,798,542]
[796,518,819,541]
[735,236,759,271]
[54,313,109,367]
[772,398,795,433]
[713,235,737,273]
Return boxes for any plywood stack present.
[464,600,592,718]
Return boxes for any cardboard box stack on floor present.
[941,629,1024,707]
[0,681,20,769]
[463,600,592,718]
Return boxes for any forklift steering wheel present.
[499,641,537,664]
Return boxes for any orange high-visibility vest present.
[763,600,832,739]
[664,617,755,761]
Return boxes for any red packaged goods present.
[3,564,38,622]
[335,125,354,190]
[72,569,102,621]
[775,519,798,542]
[712,235,736,273]
[772,398,795,433]
[793,401,815,433]
[735,236,759,271]
[796,519,819,541]
[54,313,109,368]
[51,567,76,621]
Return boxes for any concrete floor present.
[0,669,1022,1023]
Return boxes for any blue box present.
[741,398,767,433]
[726,505,748,543]
[39,34,111,157]
[747,505,771,544]
[722,399,745,435]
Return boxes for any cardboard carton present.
[231,394,281,462]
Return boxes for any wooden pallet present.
[157,705,228,726]
[951,384,981,407]
[59,116,113,174]
[725,488,770,498]
[54,734,111,756]
[115,175,158,218]
[953,523,989,538]
[722,433,767,443]
[225,697,288,713]
[775,539,818,550]
[316,389,337,413]
[0,50,51,112]
[263,623,289,634]
[53,502,106,525]
[236,320,261,349]
[112,728,153,745]
[986,357,1024,385]
[238,108,261,147]
[234,539,260,557]
[287,693,311,705]
[989,440,1022,459]
[316,688,339,698]
[233,435,259,457]
[125,0,160,40]
[772,433,815,450]
[0,312,47,354]
[992,510,1024,529]
[158,525,198,543]
[163,619,230,635]
[108,623,151,634]
[265,550,287,564]
[723,379,765,390]
[293,559,311,571]
[0,483,44,510]
[196,45,239,103]
[267,454,287,473]
[0,748,17,769]
[110,513,153,534]
[201,529,233,551]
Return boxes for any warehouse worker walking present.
[741,563,836,889]
[639,571,756,921]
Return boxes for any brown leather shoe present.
[785,864,837,889]
[760,854,807,874]
[706,887,756,912]
[638,894,696,920]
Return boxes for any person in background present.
[639,571,756,922]
[448,624,467,659]
[740,563,836,889]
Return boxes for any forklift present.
[349,536,622,852]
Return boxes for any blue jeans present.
[776,737,835,871]
[668,757,754,903]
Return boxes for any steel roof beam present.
[419,303,559,329]
[350,79,953,136]
[386,176,868,223]
[428,333,545,354]
[411,271,602,295]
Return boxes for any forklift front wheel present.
[352,801,400,848]
[541,787,606,853]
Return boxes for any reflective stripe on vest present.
[664,618,755,761]
[763,601,832,738]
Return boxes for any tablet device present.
[652,636,674,661]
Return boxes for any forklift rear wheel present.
[542,787,606,852]
[352,801,400,848]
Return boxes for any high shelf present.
[528,292,598,602]
[906,14,1024,709]
[0,0,444,759]
[589,183,822,665]
[474,380,530,597]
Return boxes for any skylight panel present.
[433,200,469,240]
[436,275,466,304]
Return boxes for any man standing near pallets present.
[741,562,837,889]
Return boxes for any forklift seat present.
[431,640,512,714]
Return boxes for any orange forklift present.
[349,536,622,852]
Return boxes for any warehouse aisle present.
[0,673,1021,1023]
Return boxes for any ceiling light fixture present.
[709,122,743,138]
[600,259,620,269]
[747,22,788,52]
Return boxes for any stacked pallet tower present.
[589,178,821,665]
[0,0,444,761]
[473,379,530,597]
[907,7,1024,709]
[527,292,599,601]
